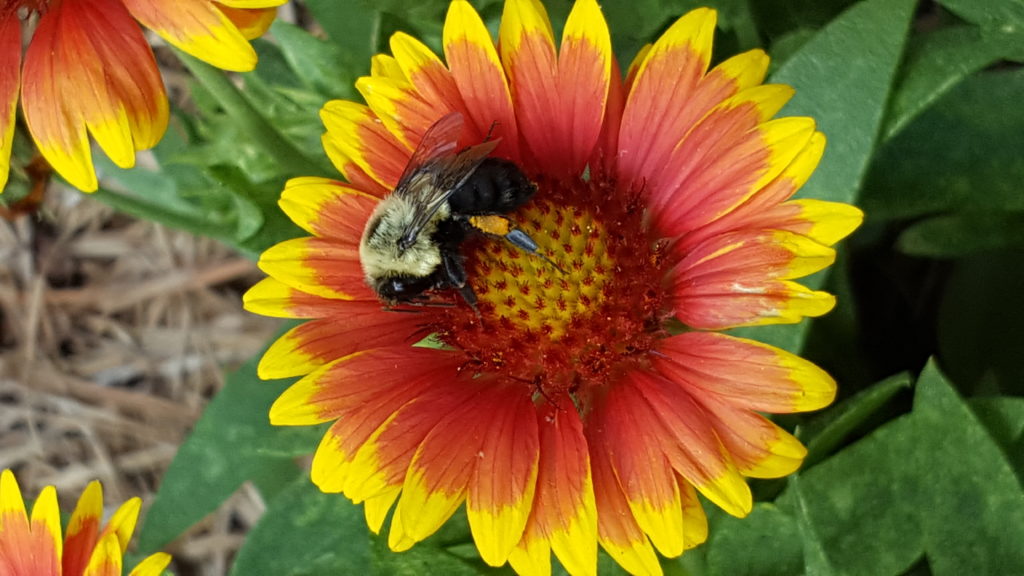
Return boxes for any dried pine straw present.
[0,186,281,575]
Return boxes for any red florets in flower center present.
[433,176,673,402]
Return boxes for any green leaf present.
[970,396,1024,479]
[912,361,1024,575]
[137,347,323,552]
[230,477,372,576]
[882,25,1020,140]
[706,504,803,576]
[731,0,915,354]
[897,211,1024,257]
[271,21,354,98]
[799,372,912,468]
[778,362,1024,575]
[862,69,1024,220]
[304,0,381,67]
[936,0,1024,30]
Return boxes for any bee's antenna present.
[484,120,500,142]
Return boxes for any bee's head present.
[374,274,436,302]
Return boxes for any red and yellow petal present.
[670,229,837,329]
[278,177,379,244]
[122,0,276,72]
[257,303,425,379]
[321,101,409,190]
[654,331,837,413]
[0,470,61,576]
[257,237,368,301]
[499,0,611,175]
[0,10,19,193]
[22,0,169,192]
[215,4,277,39]
[606,371,752,525]
[697,396,807,478]
[81,532,121,576]
[616,8,716,186]
[63,481,103,576]
[389,33,470,140]
[509,400,597,576]
[444,0,520,161]
[243,277,371,319]
[754,198,865,247]
[589,439,661,576]
[466,385,540,567]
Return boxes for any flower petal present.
[215,5,277,39]
[278,177,378,244]
[389,32,470,139]
[127,553,173,576]
[0,11,20,192]
[466,385,540,567]
[122,0,263,72]
[616,8,716,186]
[444,0,519,161]
[499,0,611,174]
[63,481,103,576]
[654,332,837,413]
[509,400,597,576]
[321,101,409,190]
[257,237,368,300]
[588,438,661,576]
[670,229,837,329]
[257,304,425,379]
[0,471,61,576]
[82,532,121,576]
[22,0,169,192]
[242,277,371,319]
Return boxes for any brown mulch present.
[0,185,281,575]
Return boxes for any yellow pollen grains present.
[469,200,614,340]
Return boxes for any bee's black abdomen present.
[448,158,536,215]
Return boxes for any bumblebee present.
[359,112,549,308]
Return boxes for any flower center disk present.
[436,178,670,400]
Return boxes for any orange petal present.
[0,11,20,192]
[122,0,261,72]
[466,385,540,567]
[0,470,61,576]
[215,5,277,39]
[63,481,103,576]
[320,101,409,191]
[509,399,597,576]
[499,0,611,175]
[278,177,379,244]
[82,532,122,576]
[670,229,837,329]
[654,332,837,413]
[22,0,169,192]
[444,0,519,161]
[617,8,717,187]
[257,237,368,300]
[588,439,662,576]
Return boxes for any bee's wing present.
[395,113,499,247]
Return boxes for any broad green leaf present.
[970,396,1024,479]
[779,415,924,576]
[731,0,914,354]
[304,0,380,67]
[799,372,912,468]
[862,69,1024,220]
[936,0,1024,30]
[749,0,858,41]
[271,21,354,98]
[882,25,1021,140]
[897,211,1024,257]
[912,361,1024,575]
[230,477,372,576]
[137,348,323,552]
[706,504,803,576]
[779,362,1024,575]
[937,251,1024,397]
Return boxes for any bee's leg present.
[441,250,480,315]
